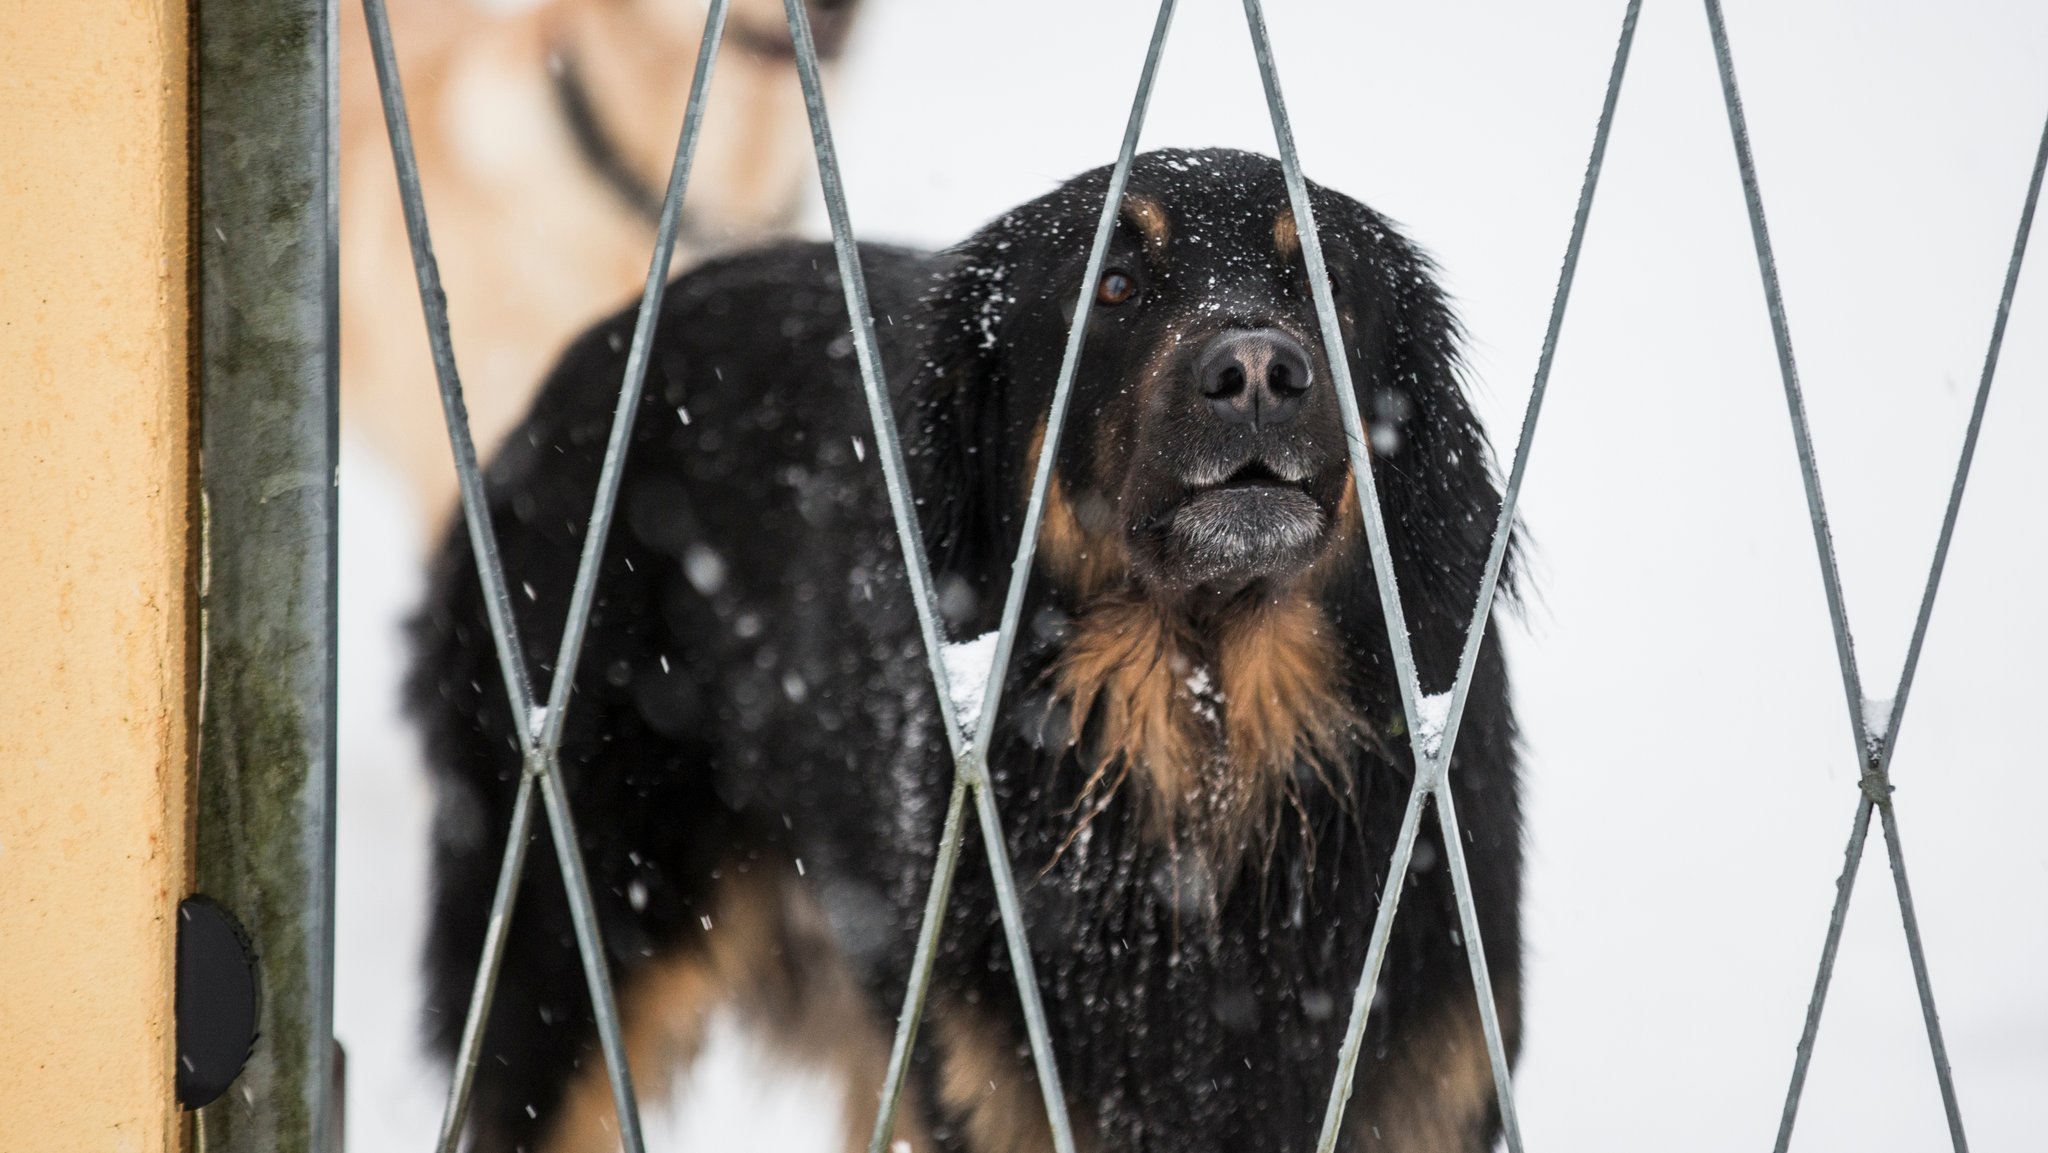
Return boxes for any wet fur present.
[1046,590,1359,869]
[410,149,1523,1152]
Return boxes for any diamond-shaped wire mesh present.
[359,0,742,1145]
[355,0,2046,1147]
[1701,4,2048,1151]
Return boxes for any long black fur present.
[409,148,1521,1153]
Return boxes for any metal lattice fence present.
[353,0,2048,1149]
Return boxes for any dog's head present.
[915,150,1511,853]
[920,148,1498,624]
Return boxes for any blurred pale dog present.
[341,0,856,518]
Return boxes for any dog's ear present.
[1316,192,1517,680]
[909,234,1022,626]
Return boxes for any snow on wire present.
[1705,4,2048,1149]
[942,632,1000,735]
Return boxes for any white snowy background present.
[338,1,2048,1148]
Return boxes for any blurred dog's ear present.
[909,236,1020,624]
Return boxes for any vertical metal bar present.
[1247,0,1538,1127]
[1313,783,1436,1153]
[1243,0,1428,743]
[431,0,735,1132]
[853,5,1179,1148]
[779,0,967,760]
[1245,0,1540,1122]
[951,2,1176,1147]
[1872,109,2048,773]
[366,0,739,1143]
[531,755,648,1152]
[862,774,973,1153]
[1772,794,1875,1153]
[1431,0,1642,801]
[1846,109,2046,1153]
[1702,0,1870,751]
[1236,0,1449,1130]
[1249,0,1639,1146]
[194,0,340,1146]
[432,770,540,1153]
[359,0,540,742]
[358,0,552,1139]
[1428,775,1522,1145]
[956,780,1080,1153]
[1702,4,1892,1140]
[452,0,732,1118]
[965,0,1179,769]
[538,0,729,745]
[962,787,1080,1153]
[1873,800,1968,1146]
[1701,8,2041,1151]
[1414,14,1642,1135]
[1238,35,1530,1142]
[785,1,1193,1147]
[449,0,734,1140]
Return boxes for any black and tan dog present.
[411,148,1522,1153]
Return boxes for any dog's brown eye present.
[1097,269,1138,306]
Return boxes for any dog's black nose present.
[1196,328,1313,428]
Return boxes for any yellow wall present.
[0,0,194,1147]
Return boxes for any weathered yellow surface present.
[0,0,193,1147]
